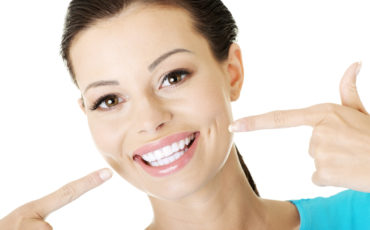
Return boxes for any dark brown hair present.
[61,0,259,196]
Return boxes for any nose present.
[135,94,172,134]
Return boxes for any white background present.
[0,0,369,229]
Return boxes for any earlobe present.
[226,43,244,101]
[78,98,87,114]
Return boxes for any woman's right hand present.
[0,168,112,230]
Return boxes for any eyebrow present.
[84,48,191,93]
[84,80,119,94]
[148,48,192,71]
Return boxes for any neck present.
[147,146,272,230]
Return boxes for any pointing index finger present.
[230,105,326,132]
[24,168,112,218]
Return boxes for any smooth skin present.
[71,4,299,230]
[0,168,112,230]
[1,4,368,230]
[0,4,300,230]
[230,62,370,193]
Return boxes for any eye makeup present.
[159,68,192,89]
[88,66,194,111]
[89,93,124,111]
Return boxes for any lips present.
[133,131,195,158]
[133,131,200,177]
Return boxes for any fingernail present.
[356,62,362,76]
[99,168,113,181]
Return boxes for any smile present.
[133,131,200,177]
[141,133,195,166]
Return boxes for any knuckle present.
[86,174,100,187]
[308,141,316,158]
[14,202,35,217]
[59,185,77,203]
[345,82,358,94]
[273,110,286,127]
[314,103,336,114]
[312,172,324,186]
[319,103,344,124]
[302,110,313,125]
[314,150,327,162]
[314,152,333,169]
[324,103,340,115]
[244,117,256,130]
[313,167,331,185]
[13,206,28,217]
[7,208,26,222]
[309,103,326,112]
[4,212,30,229]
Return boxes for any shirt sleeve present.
[290,190,370,230]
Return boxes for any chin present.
[146,142,234,201]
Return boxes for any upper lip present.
[132,131,196,158]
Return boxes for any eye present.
[160,69,190,88]
[90,94,124,111]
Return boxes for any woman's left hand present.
[229,62,370,193]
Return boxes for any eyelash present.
[89,69,191,111]
[160,69,191,89]
[89,94,124,111]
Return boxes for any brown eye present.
[168,72,182,84]
[103,96,119,107]
[91,94,124,111]
[161,70,190,88]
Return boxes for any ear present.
[78,97,87,114]
[225,43,244,101]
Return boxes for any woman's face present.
[70,4,242,200]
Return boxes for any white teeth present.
[179,139,185,149]
[140,133,197,165]
[162,146,172,157]
[174,152,181,160]
[142,155,149,162]
[149,152,155,161]
[171,142,179,153]
[142,152,154,162]
[154,149,162,159]
[149,150,186,167]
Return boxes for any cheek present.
[87,116,127,159]
[187,71,234,162]
[188,73,233,130]
[87,116,149,189]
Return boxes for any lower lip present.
[135,132,200,177]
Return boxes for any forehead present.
[70,4,210,87]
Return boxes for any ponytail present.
[236,145,259,196]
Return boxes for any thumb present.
[339,62,368,114]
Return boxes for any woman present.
[1,0,369,229]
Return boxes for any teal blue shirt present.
[290,190,370,230]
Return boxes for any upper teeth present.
[141,133,195,163]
